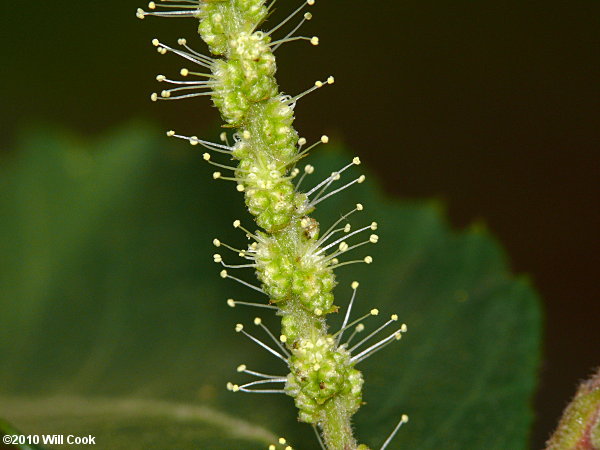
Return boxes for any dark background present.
[1,1,598,448]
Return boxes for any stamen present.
[310,174,365,207]
[220,270,266,294]
[151,91,212,101]
[270,35,319,48]
[156,75,215,86]
[312,425,326,450]
[286,77,334,106]
[283,135,329,169]
[350,324,407,364]
[167,131,233,154]
[235,378,287,393]
[236,364,284,379]
[234,324,289,363]
[316,222,376,256]
[151,39,214,70]
[316,204,363,247]
[202,153,243,172]
[272,12,314,52]
[294,164,314,192]
[305,156,359,198]
[332,308,378,338]
[329,255,373,270]
[137,1,201,20]
[380,415,409,450]
[349,314,399,353]
[345,323,365,346]
[227,299,277,310]
[219,131,230,147]
[214,254,256,269]
[254,317,291,358]
[336,281,359,345]
[267,0,314,36]
[180,68,214,78]
[233,219,259,240]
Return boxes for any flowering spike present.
[137,0,407,446]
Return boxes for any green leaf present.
[1,418,45,449]
[0,124,541,449]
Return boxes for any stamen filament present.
[220,270,265,294]
[237,364,284,379]
[235,324,289,363]
[310,175,365,207]
[351,326,406,364]
[254,317,292,358]
[227,299,277,310]
[380,415,409,450]
[333,309,378,338]
[336,281,359,345]
[312,425,326,450]
[349,315,399,353]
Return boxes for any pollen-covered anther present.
[237,364,247,373]
[235,323,244,332]
[226,299,235,308]
[254,317,262,326]
[370,222,378,230]
[369,234,379,243]
[280,335,288,343]
[310,36,319,46]
[220,270,228,278]
[364,256,374,264]
[213,254,223,263]
[353,157,361,165]
[305,165,314,174]
[213,172,221,180]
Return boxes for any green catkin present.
[137,1,408,448]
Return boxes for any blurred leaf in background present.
[0,124,541,449]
